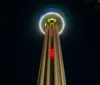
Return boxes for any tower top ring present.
[38,8,65,35]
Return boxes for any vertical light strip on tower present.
[45,25,50,85]
[53,24,59,85]
[55,24,67,85]
[37,26,48,85]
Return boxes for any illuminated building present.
[37,8,66,85]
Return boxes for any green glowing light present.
[45,18,57,27]
[47,18,57,24]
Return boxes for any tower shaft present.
[37,24,66,85]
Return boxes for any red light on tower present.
[50,34,54,36]
[50,48,54,60]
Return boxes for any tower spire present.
[37,23,67,85]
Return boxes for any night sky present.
[1,0,99,85]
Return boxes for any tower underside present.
[37,24,66,85]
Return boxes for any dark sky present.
[1,0,99,85]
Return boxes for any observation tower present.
[37,8,67,85]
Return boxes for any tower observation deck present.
[37,8,66,85]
